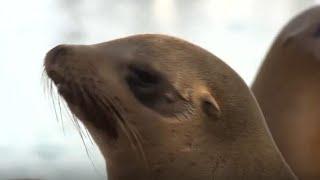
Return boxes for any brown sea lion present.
[44,34,296,180]
[252,6,320,180]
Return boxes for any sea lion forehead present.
[275,6,320,60]
[93,34,209,82]
[94,34,207,61]
[281,6,320,42]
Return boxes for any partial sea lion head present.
[279,6,320,58]
[44,34,295,180]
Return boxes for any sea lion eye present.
[126,63,188,116]
[126,64,162,103]
[127,64,160,88]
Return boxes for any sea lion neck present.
[88,107,296,180]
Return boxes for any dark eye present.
[127,64,160,89]
[126,63,163,105]
[126,63,189,116]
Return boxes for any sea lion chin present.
[44,34,297,180]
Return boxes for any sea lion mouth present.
[45,69,119,138]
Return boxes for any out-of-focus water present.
[0,0,318,179]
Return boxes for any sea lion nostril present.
[45,44,69,65]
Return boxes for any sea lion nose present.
[45,44,70,66]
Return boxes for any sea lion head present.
[44,34,295,180]
[280,6,320,58]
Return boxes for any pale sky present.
[0,0,318,179]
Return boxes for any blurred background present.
[0,0,319,179]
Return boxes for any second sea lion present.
[252,6,320,180]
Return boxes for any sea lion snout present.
[45,44,71,66]
[44,44,73,87]
[44,43,121,138]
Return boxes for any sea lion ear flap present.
[282,25,306,46]
[200,92,221,119]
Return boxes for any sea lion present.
[44,34,297,180]
[252,6,320,180]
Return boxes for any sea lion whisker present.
[109,96,147,147]
[125,119,145,144]
[75,86,96,144]
[106,96,151,177]
[69,112,99,168]
[70,113,103,177]
[42,73,59,124]
[77,86,102,144]
[125,123,151,175]
[50,85,61,125]
[79,86,94,109]
[57,95,66,135]
[70,112,87,143]
[56,88,93,152]
[49,76,53,95]
[111,112,152,179]
[80,86,118,137]
[96,93,153,179]
[45,79,51,99]
[42,75,53,102]
[43,74,68,133]
[41,68,50,96]
[91,92,133,143]
[84,125,95,145]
